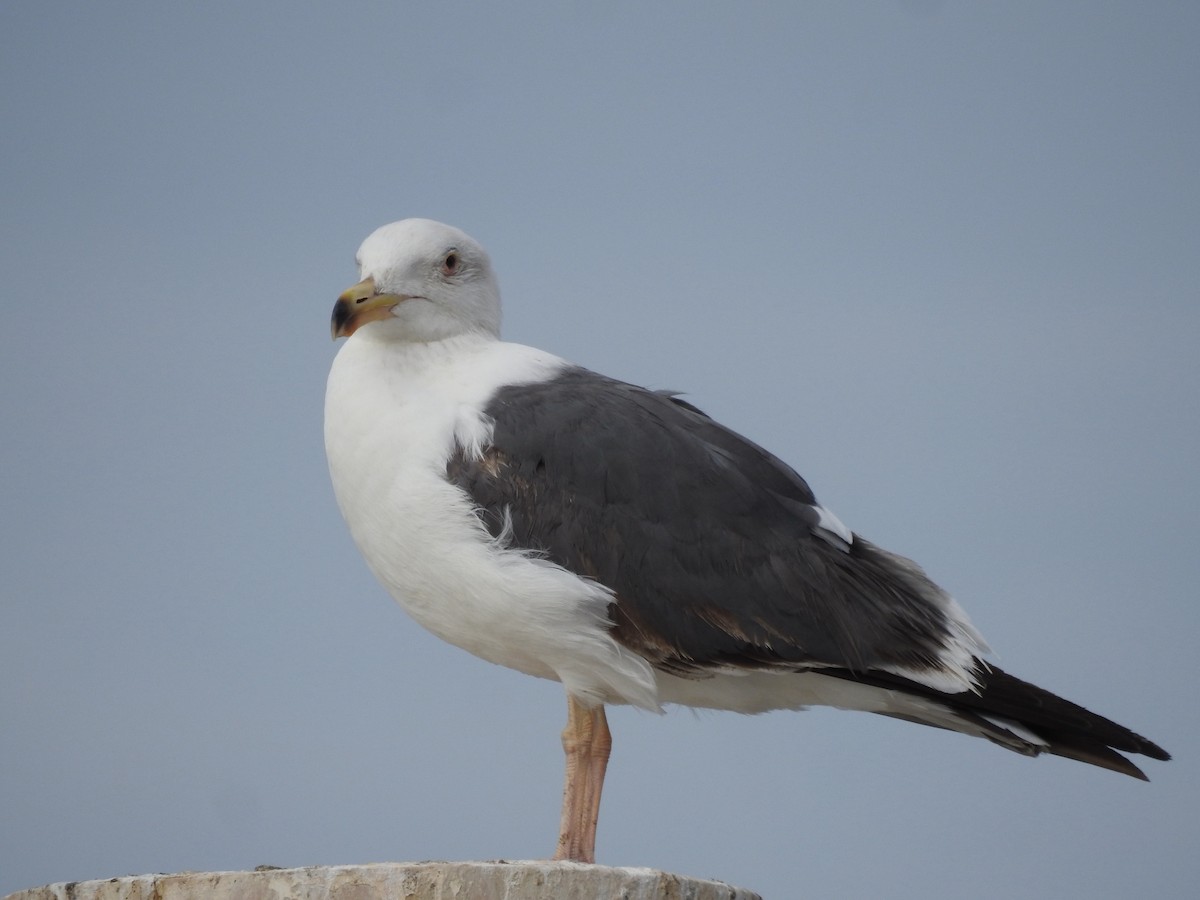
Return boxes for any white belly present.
[324,332,659,710]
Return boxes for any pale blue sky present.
[2,3,1197,897]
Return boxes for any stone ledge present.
[4,862,762,900]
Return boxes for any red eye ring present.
[441,251,460,276]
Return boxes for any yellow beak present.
[331,276,407,339]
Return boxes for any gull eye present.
[440,251,460,277]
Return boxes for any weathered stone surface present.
[4,862,761,900]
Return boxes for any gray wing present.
[446,366,965,680]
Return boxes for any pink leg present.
[553,694,612,863]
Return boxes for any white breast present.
[324,331,660,710]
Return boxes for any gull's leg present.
[554,694,588,861]
[553,694,611,863]
[578,702,611,861]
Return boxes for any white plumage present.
[326,329,659,710]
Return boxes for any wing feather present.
[447,367,973,682]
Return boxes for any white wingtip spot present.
[979,714,1051,748]
[812,504,854,551]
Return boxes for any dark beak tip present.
[331,301,351,339]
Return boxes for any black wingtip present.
[1044,739,1151,781]
[824,665,1170,779]
[1138,739,1172,763]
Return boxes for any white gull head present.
[332,218,502,343]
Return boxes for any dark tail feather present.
[827,665,1170,779]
